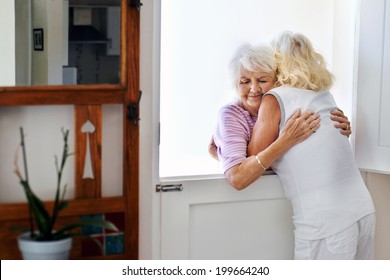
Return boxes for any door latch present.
[156,184,183,192]
[127,90,142,125]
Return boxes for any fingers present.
[309,118,320,133]
[289,109,301,119]
[330,109,347,119]
[331,115,348,124]
[331,111,351,137]
[301,111,320,133]
[339,129,351,137]
[282,110,320,146]
[208,136,219,161]
[287,110,351,140]
[300,110,316,120]
[335,122,351,137]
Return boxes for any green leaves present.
[15,128,118,243]
[53,219,118,240]
[19,179,52,240]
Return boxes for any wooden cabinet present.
[0,0,139,259]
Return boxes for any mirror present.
[1,0,121,87]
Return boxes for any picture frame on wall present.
[33,28,44,51]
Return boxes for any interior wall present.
[331,0,357,120]
[31,0,49,85]
[366,172,390,259]
[31,0,65,85]
[15,0,31,86]
[0,0,16,86]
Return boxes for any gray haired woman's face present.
[237,67,275,117]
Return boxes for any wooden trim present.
[75,105,102,198]
[0,197,126,221]
[0,89,124,106]
[123,4,140,260]
[120,0,128,86]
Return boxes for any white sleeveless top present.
[267,86,375,240]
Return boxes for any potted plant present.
[13,127,118,259]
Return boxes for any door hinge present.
[129,0,143,11]
[156,184,183,192]
[127,90,142,125]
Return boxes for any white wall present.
[331,0,358,120]
[31,0,65,85]
[46,0,65,85]
[15,0,32,86]
[0,0,16,86]
[366,172,390,259]
[0,106,75,202]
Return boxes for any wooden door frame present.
[0,0,139,259]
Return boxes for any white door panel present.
[355,0,390,173]
[154,0,356,261]
[160,175,294,259]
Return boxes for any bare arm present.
[226,95,319,190]
[247,95,320,156]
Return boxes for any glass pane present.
[159,0,340,178]
[0,0,121,86]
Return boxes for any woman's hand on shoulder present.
[281,109,320,146]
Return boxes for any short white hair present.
[229,44,277,87]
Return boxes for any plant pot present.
[17,232,73,260]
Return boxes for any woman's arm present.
[226,97,319,190]
[247,95,320,157]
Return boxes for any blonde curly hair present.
[272,31,334,91]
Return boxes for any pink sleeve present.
[214,105,251,173]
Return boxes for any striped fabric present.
[213,102,257,173]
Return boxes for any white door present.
[158,175,294,259]
[149,0,357,260]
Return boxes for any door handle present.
[156,184,183,192]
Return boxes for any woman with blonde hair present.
[248,31,375,259]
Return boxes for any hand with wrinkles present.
[331,109,351,137]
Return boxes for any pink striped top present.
[213,102,257,173]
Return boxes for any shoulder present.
[267,85,291,95]
[219,102,244,114]
[216,103,253,136]
[257,94,281,127]
[218,103,249,121]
